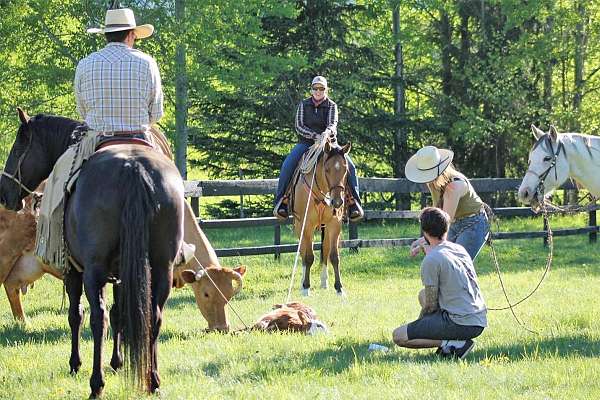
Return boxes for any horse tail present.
[118,160,157,391]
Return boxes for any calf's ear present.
[234,265,247,276]
[181,269,205,283]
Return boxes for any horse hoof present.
[336,289,346,297]
[301,288,311,297]
[110,358,123,371]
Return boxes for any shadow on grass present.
[0,324,70,347]
[231,334,600,379]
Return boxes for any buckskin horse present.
[518,124,600,206]
[292,141,351,296]
[0,110,183,397]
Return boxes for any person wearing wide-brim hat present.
[76,7,161,134]
[405,146,489,261]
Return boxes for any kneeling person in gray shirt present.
[393,207,487,359]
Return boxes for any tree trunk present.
[543,16,554,112]
[392,4,409,210]
[175,0,188,178]
[569,0,587,204]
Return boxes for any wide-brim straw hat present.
[405,146,454,183]
[87,8,154,39]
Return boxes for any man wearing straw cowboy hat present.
[35,8,202,272]
[405,145,490,261]
[77,7,160,137]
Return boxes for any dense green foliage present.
[1,0,600,181]
[0,216,599,399]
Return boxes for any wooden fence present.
[183,178,598,258]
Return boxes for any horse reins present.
[0,126,36,197]
[485,135,566,334]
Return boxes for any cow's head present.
[180,265,246,332]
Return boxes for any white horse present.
[518,124,600,207]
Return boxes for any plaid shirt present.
[74,42,163,132]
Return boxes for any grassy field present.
[1,215,599,399]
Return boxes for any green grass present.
[1,215,600,399]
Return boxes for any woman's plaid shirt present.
[74,42,163,132]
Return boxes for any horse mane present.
[29,113,81,133]
[533,130,600,163]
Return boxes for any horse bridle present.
[525,135,566,198]
[0,125,36,196]
[314,152,347,205]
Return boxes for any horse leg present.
[300,226,315,297]
[328,224,345,296]
[149,264,173,393]
[83,267,108,398]
[4,283,25,321]
[109,284,123,371]
[320,226,330,289]
[65,268,84,375]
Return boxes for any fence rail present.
[183,177,597,258]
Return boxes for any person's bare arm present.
[442,180,468,220]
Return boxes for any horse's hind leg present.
[320,226,330,289]
[109,284,123,371]
[300,227,315,296]
[65,269,84,375]
[83,266,109,398]
[149,261,173,393]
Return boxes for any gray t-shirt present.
[421,241,487,327]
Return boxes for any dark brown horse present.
[293,142,351,296]
[0,110,183,397]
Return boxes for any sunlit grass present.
[1,215,599,399]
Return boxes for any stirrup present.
[347,198,364,222]
[273,197,289,220]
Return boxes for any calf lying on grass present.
[250,302,328,334]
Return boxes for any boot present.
[273,197,289,220]
[347,197,364,222]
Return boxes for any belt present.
[454,208,485,222]
[97,129,147,137]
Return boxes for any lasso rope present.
[191,254,250,331]
[285,135,328,303]
[485,202,552,335]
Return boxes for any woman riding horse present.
[274,76,363,222]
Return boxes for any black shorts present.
[407,310,484,341]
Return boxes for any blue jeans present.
[448,210,489,261]
[275,142,359,204]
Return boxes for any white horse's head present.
[518,124,569,209]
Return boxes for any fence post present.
[274,223,281,260]
[543,217,549,247]
[348,221,359,253]
[589,201,597,244]
[191,196,200,217]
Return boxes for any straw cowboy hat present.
[405,146,454,183]
[87,8,154,39]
